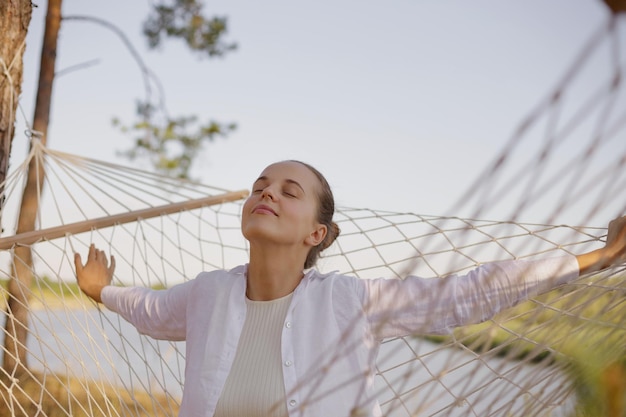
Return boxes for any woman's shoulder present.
[193,264,244,277]
[191,265,246,286]
[307,269,364,292]
[308,268,348,281]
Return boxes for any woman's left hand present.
[577,215,626,274]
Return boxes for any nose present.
[260,185,276,200]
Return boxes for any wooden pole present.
[0,189,249,250]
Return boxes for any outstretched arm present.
[576,215,626,275]
[75,243,189,340]
[74,244,116,303]
[363,215,626,339]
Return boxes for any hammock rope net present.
[1,143,624,417]
[1,6,626,417]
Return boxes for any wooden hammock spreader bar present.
[0,189,250,250]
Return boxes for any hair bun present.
[322,222,341,250]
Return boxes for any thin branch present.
[55,58,100,78]
[63,14,169,118]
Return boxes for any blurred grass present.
[1,276,86,310]
[1,277,166,310]
[0,371,179,417]
[427,272,626,416]
[450,273,626,361]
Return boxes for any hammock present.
[1,6,625,417]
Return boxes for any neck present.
[246,245,306,301]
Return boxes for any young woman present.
[75,160,626,417]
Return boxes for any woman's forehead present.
[254,161,320,194]
[257,161,313,181]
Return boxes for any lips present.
[252,204,277,216]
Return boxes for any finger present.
[101,251,110,268]
[74,253,83,275]
[607,216,626,243]
[88,244,96,260]
[108,255,116,276]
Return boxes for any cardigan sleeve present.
[359,255,580,339]
[101,279,195,341]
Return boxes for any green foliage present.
[424,272,626,416]
[114,1,238,178]
[143,0,237,58]
[114,100,236,179]
[36,276,82,297]
[568,352,626,416]
[0,276,80,297]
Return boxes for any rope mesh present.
[1,6,625,417]
[0,144,623,416]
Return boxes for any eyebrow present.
[253,176,306,193]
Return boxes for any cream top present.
[214,292,294,417]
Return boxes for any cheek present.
[287,205,318,229]
[242,194,258,213]
[242,197,251,214]
[241,198,253,226]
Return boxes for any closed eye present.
[282,184,302,198]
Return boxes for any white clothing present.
[101,255,579,417]
[214,293,292,417]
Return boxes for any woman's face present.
[242,161,327,249]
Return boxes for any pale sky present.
[13,0,625,225]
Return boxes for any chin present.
[243,224,298,249]
[242,222,276,242]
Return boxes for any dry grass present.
[0,370,179,417]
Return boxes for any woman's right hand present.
[74,244,116,303]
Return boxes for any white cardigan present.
[101,255,579,417]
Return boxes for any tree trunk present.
[0,0,32,202]
[3,0,61,377]
[0,0,34,378]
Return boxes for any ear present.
[305,223,328,247]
